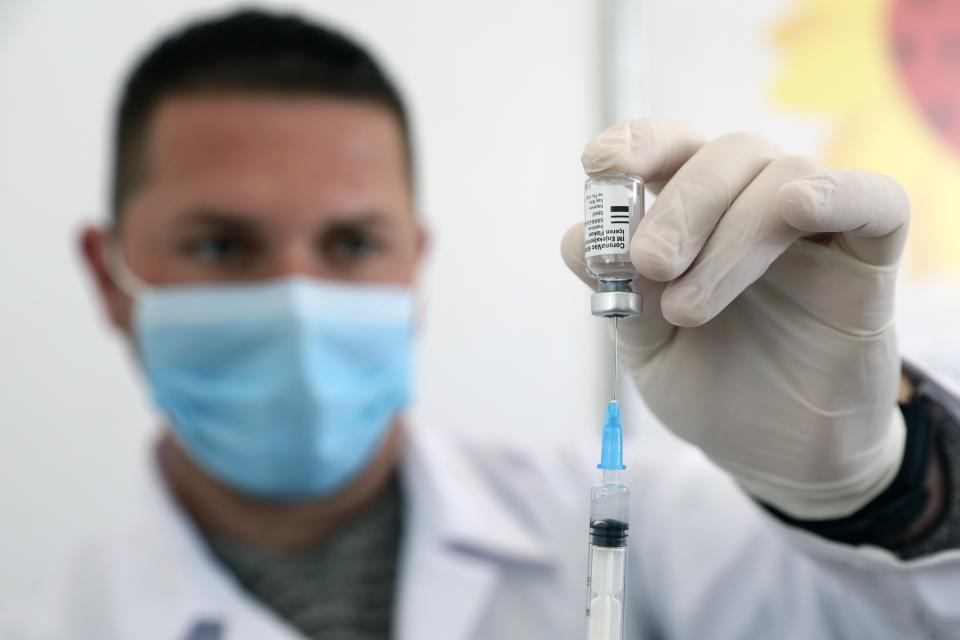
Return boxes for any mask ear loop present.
[102,231,151,298]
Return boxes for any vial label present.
[584,185,632,258]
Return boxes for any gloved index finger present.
[778,169,911,266]
[581,119,706,193]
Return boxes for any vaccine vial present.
[584,173,644,317]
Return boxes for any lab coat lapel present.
[394,426,554,640]
[110,450,306,640]
[115,428,554,640]
[394,532,500,640]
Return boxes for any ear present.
[413,222,429,269]
[410,222,429,334]
[78,226,133,333]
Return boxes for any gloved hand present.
[562,119,911,520]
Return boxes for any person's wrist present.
[737,408,907,521]
[761,395,940,547]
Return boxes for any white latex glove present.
[562,119,911,520]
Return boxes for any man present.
[4,8,959,640]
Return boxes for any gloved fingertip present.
[630,232,683,282]
[778,176,836,232]
[581,121,633,174]
[560,224,598,290]
[560,223,585,265]
[660,283,714,328]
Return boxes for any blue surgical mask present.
[128,275,415,500]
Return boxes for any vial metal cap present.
[591,291,642,317]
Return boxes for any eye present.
[323,227,383,263]
[186,235,255,266]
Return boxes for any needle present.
[613,316,619,402]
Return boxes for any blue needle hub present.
[597,400,626,471]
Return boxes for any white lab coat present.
[4,423,960,639]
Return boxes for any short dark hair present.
[111,9,412,218]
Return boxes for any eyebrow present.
[178,209,262,233]
[177,208,395,230]
[325,211,395,229]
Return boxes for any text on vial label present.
[584,186,632,258]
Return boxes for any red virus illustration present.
[891,0,960,154]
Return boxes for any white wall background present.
[2,0,957,604]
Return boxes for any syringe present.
[582,171,642,639]
[586,400,629,640]
[583,172,642,640]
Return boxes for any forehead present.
[133,94,410,220]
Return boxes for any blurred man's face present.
[84,95,423,331]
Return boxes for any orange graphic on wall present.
[774,0,960,277]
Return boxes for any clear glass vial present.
[583,173,644,317]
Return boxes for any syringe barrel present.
[586,481,629,640]
[589,481,629,539]
[586,545,627,640]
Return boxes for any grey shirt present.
[206,481,403,640]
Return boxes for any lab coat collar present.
[395,425,557,640]
[117,425,557,640]
[119,446,305,640]
[400,424,556,565]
